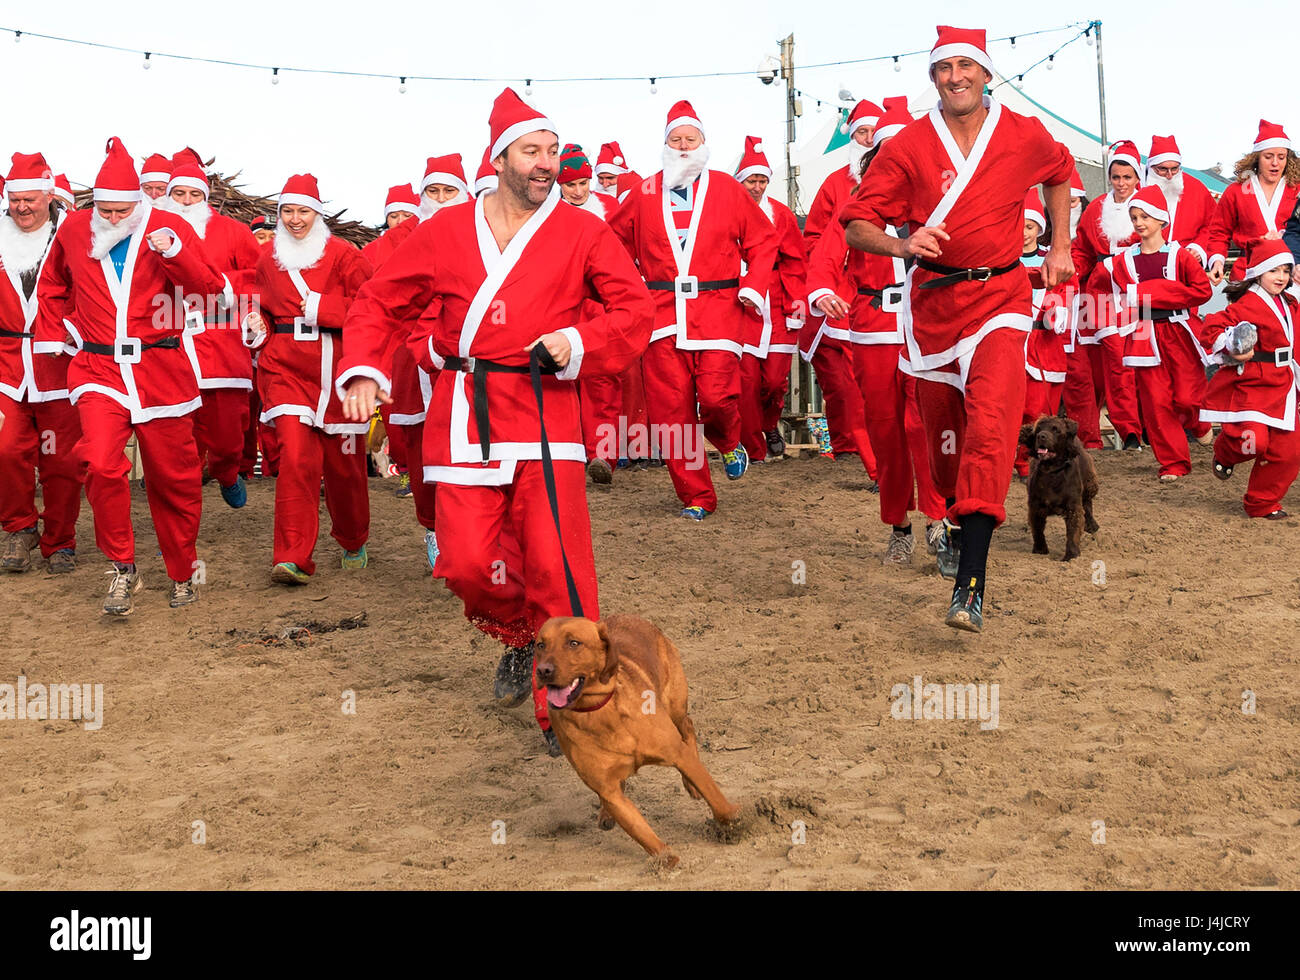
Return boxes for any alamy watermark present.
[0,675,104,730]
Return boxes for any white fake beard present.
[272,215,330,271]
[1100,194,1136,251]
[847,141,870,184]
[89,207,145,260]
[1069,205,1082,238]
[153,195,211,238]
[419,190,466,221]
[1149,170,1183,202]
[0,214,54,274]
[661,144,710,190]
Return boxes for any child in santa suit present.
[1199,239,1300,519]
[1090,184,1213,480]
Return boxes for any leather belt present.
[1251,346,1293,365]
[645,277,739,293]
[442,355,560,467]
[856,284,905,310]
[272,320,342,340]
[916,259,1020,290]
[81,336,180,362]
[0,329,34,339]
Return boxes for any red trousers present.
[852,344,945,525]
[642,339,740,511]
[395,421,436,531]
[433,460,599,732]
[1132,325,1211,477]
[76,393,201,581]
[811,336,874,468]
[914,328,1027,527]
[621,357,649,457]
[1016,378,1064,476]
[192,387,250,488]
[0,393,84,555]
[1215,409,1300,516]
[579,373,622,465]
[739,351,792,461]
[1063,343,1106,449]
[379,406,408,473]
[244,385,279,477]
[1099,333,1143,442]
[272,417,369,574]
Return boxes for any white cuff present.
[738,286,764,309]
[785,316,803,330]
[157,229,183,259]
[427,336,446,371]
[1125,283,1139,307]
[217,276,235,310]
[807,287,834,309]
[303,292,321,327]
[334,365,392,402]
[241,312,268,349]
[32,341,64,355]
[1185,242,1207,266]
[1208,253,1225,269]
[556,327,585,381]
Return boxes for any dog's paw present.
[597,811,616,831]
[647,850,680,872]
[1062,550,1079,562]
[705,806,749,844]
[1085,520,1099,534]
[1031,544,1050,555]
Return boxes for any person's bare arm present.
[1041,181,1076,288]
[846,219,949,260]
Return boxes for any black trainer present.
[494,643,534,707]
[765,429,786,458]
[543,729,564,757]
[928,519,961,579]
[1122,433,1142,451]
[944,579,984,633]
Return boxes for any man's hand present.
[739,296,759,312]
[1227,347,1254,363]
[340,378,391,421]
[815,294,852,320]
[246,311,267,337]
[902,222,949,260]
[1263,229,1283,242]
[525,331,572,368]
[1209,260,1226,285]
[146,230,174,253]
[1041,245,1075,289]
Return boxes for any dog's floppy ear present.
[595,620,619,683]
[1062,417,1079,439]
[1018,423,1036,448]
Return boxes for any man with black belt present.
[34,137,229,614]
[842,26,1074,632]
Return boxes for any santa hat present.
[53,174,76,207]
[172,147,204,170]
[557,144,593,184]
[616,170,644,203]
[1147,135,1181,168]
[871,102,914,148]
[1069,166,1086,198]
[420,153,468,196]
[474,146,497,195]
[1023,188,1046,232]
[1107,140,1143,180]
[1244,238,1295,278]
[139,152,171,186]
[595,142,629,177]
[664,100,704,141]
[5,152,54,193]
[96,138,143,202]
[1253,119,1292,153]
[734,136,772,182]
[278,173,324,213]
[166,163,210,200]
[383,183,420,217]
[488,87,557,162]
[929,25,993,77]
[840,99,883,136]
[1127,184,1169,223]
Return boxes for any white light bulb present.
[13,32,20,43]
[893,57,901,73]
[1047,58,1054,71]
[399,77,407,94]
[143,54,151,70]
[1086,34,1094,46]
[649,79,657,94]
[525,80,532,95]
[272,68,280,85]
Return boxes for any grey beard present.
[89,208,145,260]
[662,144,710,190]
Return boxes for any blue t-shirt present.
[108,237,131,281]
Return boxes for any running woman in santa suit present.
[842,26,1075,632]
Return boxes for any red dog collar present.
[569,690,615,713]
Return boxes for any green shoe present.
[341,545,368,570]
[271,562,310,585]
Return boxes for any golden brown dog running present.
[534,615,740,867]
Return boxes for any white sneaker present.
[883,529,915,566]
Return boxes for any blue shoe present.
[722,445,749,480]
[927,519,961,580]
[616,457,631,469]
[425,529,439,570]
[341,545,368,570]
[680,506,711,521]
[271,562,310,585]
[219,475,247,509]
[945,579,984,633]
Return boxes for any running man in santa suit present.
[156,160,262,510]
[608,100,778,519]
[338,88,653,756]
[842,26,1074,632]
[34,137,232,615]
[0,152,83,575]
[594,142,630,196]
[1144,135,1216,265]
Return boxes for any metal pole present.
[1093,20,1107,150]
[780,33,799,213]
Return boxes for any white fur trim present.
[420,172,469,195]
[735,164,772,182]
[555,326,584,380]
[1246,250,1295,278]
[1129,199,1168,223]
[1147,151,1180,167]
[871,123,904,148]
[594,163,627,177]
[847,112,880,134]
[929,43,992,75]
[279,193,323,212]
[4,178,53,193]
[1254,137,1292,152]
[1024,207,1046,230]
[94,187,143,202]
[138,172,170,185]
[334,365,392,401]
[491,118,558,162]
[474,176,498,195]
[165,175,209,198]
[665,116,705,140]
[384,201,417,217]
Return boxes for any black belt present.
[272,321,342,337]
[645,278,739,293]
[856,284,904,309]
[442,355,560,469]
[1250,347,1293,365]
[1148,309,1180,323]
[81,336,180,355]
[916,259,1020,290]
[0,329,34,339]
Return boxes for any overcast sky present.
[1,0,1293,223]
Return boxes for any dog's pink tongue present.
[547,679,577,708]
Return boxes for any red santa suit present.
[1016,255,1076,476]
[339,96,653,732]
[1206,120,1300,281]
[1144,137,1217,264]
[840,93,1074,526]
[0,157,83,560]
[609,103,777,512]
[246,175,373,575]
[33,139,229,582]
[1199,244,1300,516]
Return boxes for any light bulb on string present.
[399,76,407,94]
[1009,36,1016,49]
[525,78,532,95]
[14,31,21,43]
[1046,54,1055,71]
[143,52,151,70]
[271,67,280,85]
[649,77,657,94]
[1014,75,1024,89]
[892,56,900,73]
[1086,29,1094,46]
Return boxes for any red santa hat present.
[1023,188,1046,232]
[1244,238,1295,278]
[840,99,884,136]
[474,146,497,195]
[383,183,420,217]
[5,152,54,193]
[616,170,644,203]
[1069,166,1086,198]
[139,152,172,186]
[1127,184,1169,223]
[595,141,629,177]
[172,146,203,170]
[488,87,557,162]
[53,174,76,207]
[1147,135,1181,168]
[166,162,210,199]
[278,173,324,213]
[96,138,143,202]
[1107,140,1143,180]
[929,25,993,77]
[557,144,593,184]
[1253,119,1292,153]
[664,100,704,141]
[421,153,468,196]
[734,136,772,182]
[871,102,914,148]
